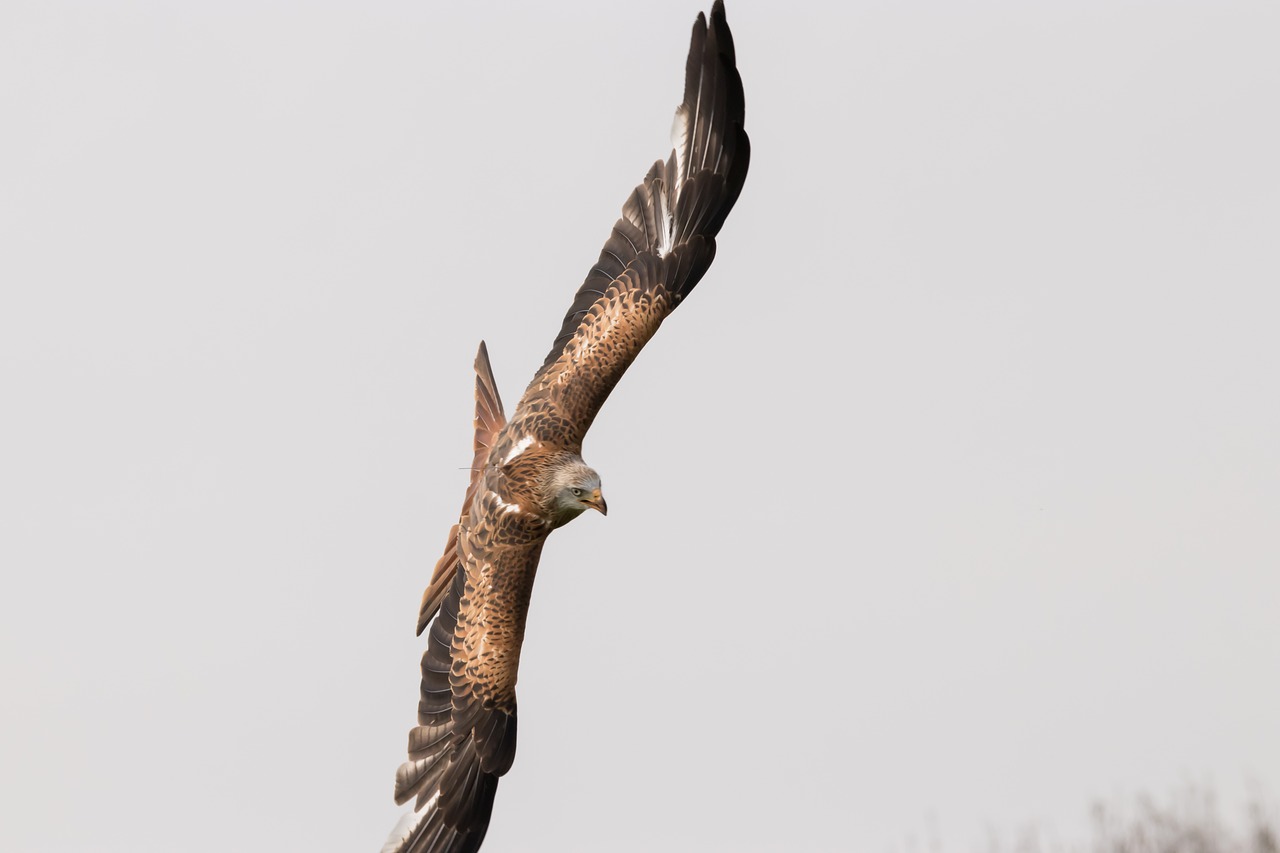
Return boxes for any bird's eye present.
[571,488,583,497]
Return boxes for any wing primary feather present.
[532,0,749,395]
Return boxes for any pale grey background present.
[2,1,1277,851]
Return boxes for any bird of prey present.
[381,4,749,851]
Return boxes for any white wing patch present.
[502,435,535,465]
[381,792,439,853]
[657,188,673,258]
[671,103,690,200]
[489,491,524,516]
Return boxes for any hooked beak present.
[584,488,608,516]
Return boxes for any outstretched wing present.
[514,0,749,448]
[416,342,506,636]
[388,511,545,853]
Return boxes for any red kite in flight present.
[383,4,748,850]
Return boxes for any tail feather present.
[416,342,507,635]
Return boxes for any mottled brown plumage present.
[382,4,749,852]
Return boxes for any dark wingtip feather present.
[536,3,750,373]
[710,1,734,61]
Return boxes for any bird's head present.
[543,456,607,525]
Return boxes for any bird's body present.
[383,4,749,851]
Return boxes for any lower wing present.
[387,523,545,853]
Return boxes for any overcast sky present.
[2,1,1278,851]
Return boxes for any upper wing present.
[513,0,749,448]
[416,342,506,636]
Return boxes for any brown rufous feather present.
[521,0,749,449]
[417,342,507,635]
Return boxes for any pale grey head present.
[543,456,607,525]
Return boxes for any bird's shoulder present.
[465,432,570,537]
